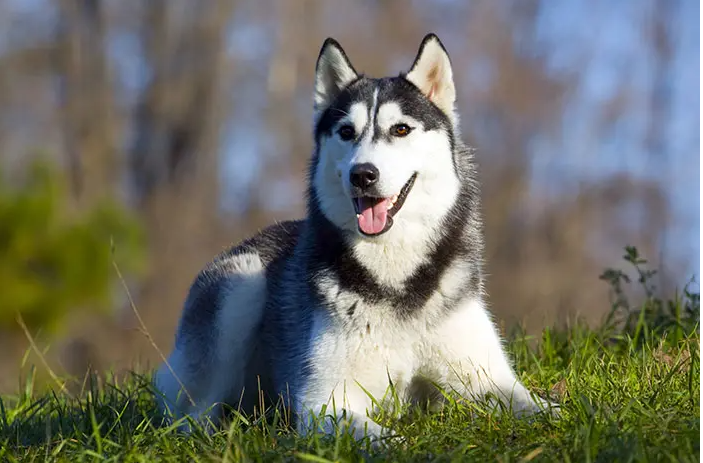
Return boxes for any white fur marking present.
[347,102,368,135]
[155,253,266,430]
[367,87,379,138]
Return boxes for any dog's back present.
[154,220,301,426]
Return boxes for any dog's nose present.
[349,163,379,190]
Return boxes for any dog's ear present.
[406,34,456,119]
[314,38,358,116]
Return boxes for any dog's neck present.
[307,198,477,293]
[302,203,481,320]
[347,228,434,288]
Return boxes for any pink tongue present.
[358,199,389,235]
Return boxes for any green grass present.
[0,250,700,462]
[0,324,699,462]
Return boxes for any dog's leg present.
[154,348,212,430]
[292,314,387,443]
[154,252,268,432]
[204,261,268,420]
[296,377,385,442]
[431,298,557,416]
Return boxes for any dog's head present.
[310,34,462,242]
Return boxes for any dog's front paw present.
[297,409,391,447]
[514,397,561,419]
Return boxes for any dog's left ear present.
[406,34,456,119]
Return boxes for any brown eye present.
[391,124,412,137]
[338,125,355,141]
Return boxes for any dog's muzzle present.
[351,172,417,237]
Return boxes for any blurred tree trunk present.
[131,0,230,205]
[252,0,313,215]
[52,0,121,380]
[646,0,675,294]
[125,0,235,351]
[56,0,119,206]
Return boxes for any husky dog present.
[155,33,554,440]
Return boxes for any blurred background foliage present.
[0,0,698,391]
[0,159,144,333]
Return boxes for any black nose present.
[349,163,380,190]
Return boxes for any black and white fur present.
[154,34,555,441]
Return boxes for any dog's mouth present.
[352,173,417,237]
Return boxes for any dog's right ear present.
[314,38,358,117]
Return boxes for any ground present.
[1,256,700,462]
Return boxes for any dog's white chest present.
[307,306,430,400]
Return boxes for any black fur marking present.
[347,301,358,318]
[406,373,446,411]
[176,268,229,363]
[225,220,302,267]
[315,77,452,145]
[371,77,450,142]
[300,358,315,383]
[316,38,359,77]
[469,271,481,295]
[315,76,370,141]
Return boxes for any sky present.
[531,0,699,278]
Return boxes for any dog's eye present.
[338,125,355,141]
[391,124,412,137]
